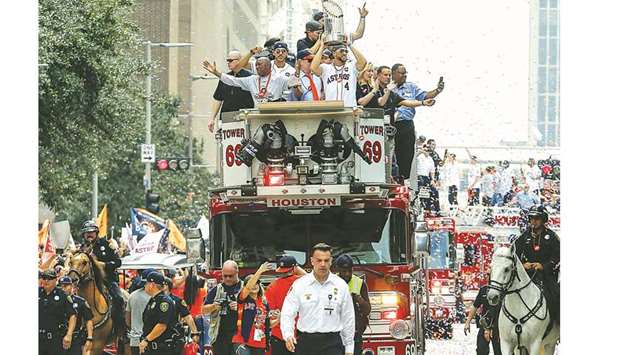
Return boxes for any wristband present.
[191,332,200,336]
[86,338,93,341]
[420,101,425,106]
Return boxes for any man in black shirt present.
[297,20,323,54]
[465,284,502,355]
[209,50,254,133]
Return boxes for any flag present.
[38,219,50,247]
[96,204,108,238]
[129,208,167,255]
[166,219,186,252]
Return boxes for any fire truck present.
[205,102,426,355]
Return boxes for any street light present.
[144,41,193,192]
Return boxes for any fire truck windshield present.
[427,230,454,270]
[209,208,408,268]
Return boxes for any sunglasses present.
[273,49,288,55]
[222,274,236,279]
[396,71,407,75]
[226,58,238,63]
[336,49,348,54]
[40,276,56,281]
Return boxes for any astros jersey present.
[320,61,359,107]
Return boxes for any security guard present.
[264,255,306,355]
[334,255,371,355]
[163,277,201,354]
[59,276,94,355]
[514,205,560,325]
[464,280,502,355]
[140,271,178,355]
[281,243,355,355]
[79,219,126,335]
[39,269,77,355]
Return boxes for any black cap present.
[142,268,156,278]
[40,269,58,279]
[59,276,74,285]
[335,254,354,269]
[322,48,333,58]
[297,49,314,60]
[263,37,281,49]
[146,271,165,286]
[272,42,288,51]
[306,20,322,32]
[275,255,298,273]
[312,12,325,22]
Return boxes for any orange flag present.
[38,220,56,265]
[38,219,50,247]
[96,204,108,238]
[166,219,186,252]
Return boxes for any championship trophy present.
[322,0,346,46]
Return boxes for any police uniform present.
[264,256,303,355]
[67,293,94,354]
[39,279,77,355]
[169,293,191,354]
[142,275,178,354]
[472,286,502,355]
[514,224,561,324]
[280,272,355,355]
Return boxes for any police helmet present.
[80,220,99,235]
[527,205,548,223]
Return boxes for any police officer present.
[59,276,94,355]
[163,277,200,354]
[464,279,502,355]
[139,271,178,355]
[281,243,355,355]
[79,220,126,335]
[39,269,77,355]
[334,255,371,355]
[264,255,307,355]
[514,205,560,325]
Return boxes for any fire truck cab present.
[206,102,426,355]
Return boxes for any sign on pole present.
[141,144,155,163]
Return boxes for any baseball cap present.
[146,271,165,286]
[322,48,333,58]
[40,269,58,280]
[334,254,354,269]
[272,42,288,52]
[305,20,323,32]
[275,255,298,273]
[59,276,74,285]
[312,12,325,22]
[297,49,314,60]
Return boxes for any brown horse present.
[67,251,131,355]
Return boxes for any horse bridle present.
[67,251,112,328]
[489,253,548,355]
[67,251,95,284]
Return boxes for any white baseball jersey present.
[320,61,359,107]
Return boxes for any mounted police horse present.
[67,251,131,355]
[486,245,559,355]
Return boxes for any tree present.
[39,0,215,237]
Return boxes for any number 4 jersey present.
[320,61,359,107]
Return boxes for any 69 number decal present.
[362,140,382,163]
[405,343,416,355]
[225,144,243,167]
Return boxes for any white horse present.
[487,245,559,355]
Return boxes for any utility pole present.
[91,171,98,218]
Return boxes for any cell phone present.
[267,262,277,270]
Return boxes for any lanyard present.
[257,73,272,99]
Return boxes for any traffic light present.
[145,191,160,214]
[156,158,190,172]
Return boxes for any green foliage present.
[39,0,213,236]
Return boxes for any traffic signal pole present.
[92,171,98,218]
[144,41,152,192]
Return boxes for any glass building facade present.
[537,0,560,146]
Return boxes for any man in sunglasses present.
[310,38,367,108]
[39,269,77,355]
[297,20,324,54]
[202,260,244,355]
[209,50,254,133]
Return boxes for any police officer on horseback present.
[79,220,127,337]
[39,269,77,355]
[514,205,560,325]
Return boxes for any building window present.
[536,0,560,147]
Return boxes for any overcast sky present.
[337,0,532,147]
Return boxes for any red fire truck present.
[205,102,426,355]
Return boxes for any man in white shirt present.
[125,272,152,355]
[281,243,355,355]
[497,161,515,206]
[416,147,436,212]
[310,38,367,107]
[289,49,323,101]
[523,158,543,194]
[467,156,482,206]
[203,56,289,106]
[444,153,460,206]
[234,43,297,79]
